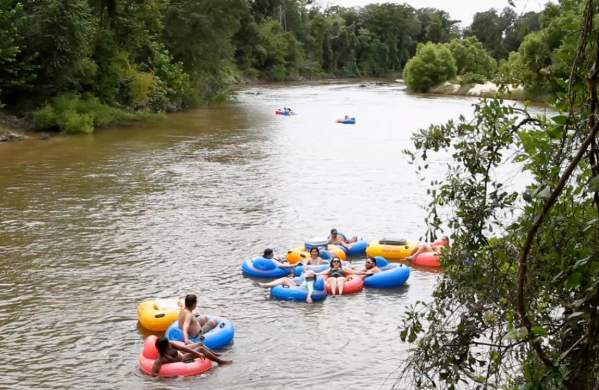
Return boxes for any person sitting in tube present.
[328,228,358,250]
[405,235,450,262]
[151,336,231,376]
[319,257,352,296]
[301,247,327,268]
[257,269,318,303]
[353,257,382,279]
[179,294,217,345]
[263,248,297,269]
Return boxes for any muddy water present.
[0,82,488,389]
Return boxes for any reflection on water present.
[1,82,491,389]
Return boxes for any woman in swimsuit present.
[151,336,231,376]
[320,257,351,296]
[405,236,450,261]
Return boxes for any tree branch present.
[516,115,599,369]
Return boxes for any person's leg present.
[406,244,433,261]
[327,278,338,295]
[197,315,218,334]
[195,345,232,365]
[337,276,346,295]
[258,277,292,288]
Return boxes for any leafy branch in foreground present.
[399,1,599,388]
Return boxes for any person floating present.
[257,269,318,303]
[353,257,382,279]
[179,294,217,345]
[328,228,358,250]
[405,235,450,261]
[151,336,231,376]
[320,257,352,296]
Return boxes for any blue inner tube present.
[364,261,410,288]
[241,257,292,278]
[347,239,368,257]
[340,118,355,124]
[166,315,235,349]
[271,276,327,302]
[304,239,329,251]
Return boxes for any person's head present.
[330,257,342,268]
[184,294,197,310]
[155,336,170,356]
[330,228,338,238]
[366,257,376,269]
[263,248,274,259]
[310,247,320,258]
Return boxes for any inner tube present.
[411,252,441,267]
[241,257,292,278]
[327,244,347,260]
[336,117,356,124]
[324,274,364,295]
[139,335,212,377]
[271,276,327,302]
[137,298,180,332]
[364,262,411,288]
[346,239,368,257]
[286,247,310,264]
[166,316,235,350]
[275,109,290,116]
[304,238,329,252]
[366,239,418,261]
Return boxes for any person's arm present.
[272,259,295,269]
[182,313,192,344]
[152,357,164,376]
[172,343,206,360]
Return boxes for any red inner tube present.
[411,252,441,267]
[324,274,364,295]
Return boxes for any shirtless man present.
[151,336,231,376]
[328,228,358,250]
[405,235,450,261]
[179,294,217,345]
[353,257,382,279]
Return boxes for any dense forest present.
[0,0,548,133]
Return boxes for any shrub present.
[403,42,457,92]
[33,93,155,134]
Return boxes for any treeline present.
[404,1,584,100]
[0,0,557,133]
[1,0,464,133]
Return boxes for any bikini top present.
[329,268,345,278]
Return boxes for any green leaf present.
[531,325,548,336]
[551,115,568,125]
[589,175,599,192]
[536,186,551,199]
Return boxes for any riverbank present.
[428,81,531,101]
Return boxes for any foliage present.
[403,42,456,92]
[400,1,599,388]
[33,93,155,134]
[447,37,496,79]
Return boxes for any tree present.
[400,1,599,388]
[403,42,456,92]
[447,37,496,79]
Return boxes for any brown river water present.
[0,82,494,389]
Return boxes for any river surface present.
[0,82,499,389]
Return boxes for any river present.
[0,81,493,389]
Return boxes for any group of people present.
[257,246,381,303]
[151,294,232,375]
[257,229,450,303]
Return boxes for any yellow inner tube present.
[286,247,310,264]
[327,244,347,260]
[137,299,181,332]
[366,239,418,261]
